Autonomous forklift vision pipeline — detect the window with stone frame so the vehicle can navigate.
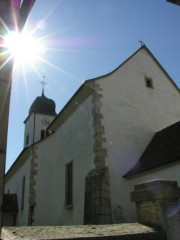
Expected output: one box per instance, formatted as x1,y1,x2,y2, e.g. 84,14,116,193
65,161,73,207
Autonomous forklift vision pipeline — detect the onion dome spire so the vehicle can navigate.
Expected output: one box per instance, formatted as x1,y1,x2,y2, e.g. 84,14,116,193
29,76,57,116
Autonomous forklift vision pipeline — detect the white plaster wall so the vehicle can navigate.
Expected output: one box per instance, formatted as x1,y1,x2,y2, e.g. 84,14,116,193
24,114,34,147
24,113,55,147
4,157,30,225
34,94,95,225
99,48,180,222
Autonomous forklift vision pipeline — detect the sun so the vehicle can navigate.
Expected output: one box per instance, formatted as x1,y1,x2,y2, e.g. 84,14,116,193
4,30,46,66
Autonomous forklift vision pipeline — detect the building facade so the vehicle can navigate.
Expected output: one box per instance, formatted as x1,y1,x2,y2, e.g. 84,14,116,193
167,0,180,6
0,0,20,231
3,45,180,226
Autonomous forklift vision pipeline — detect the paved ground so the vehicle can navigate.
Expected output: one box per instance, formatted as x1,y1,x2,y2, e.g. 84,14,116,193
1,223,162,240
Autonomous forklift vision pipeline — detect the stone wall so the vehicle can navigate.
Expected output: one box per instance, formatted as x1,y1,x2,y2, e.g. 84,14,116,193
131,179,180,240
2,223,166,240
84,168,112,224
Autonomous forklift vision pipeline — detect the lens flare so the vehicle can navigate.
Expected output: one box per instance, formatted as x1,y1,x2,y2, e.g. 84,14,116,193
4,31,46,66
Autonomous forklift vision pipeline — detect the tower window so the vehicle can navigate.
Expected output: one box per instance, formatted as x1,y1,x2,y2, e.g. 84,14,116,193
65,161,73,207
145,77,154,89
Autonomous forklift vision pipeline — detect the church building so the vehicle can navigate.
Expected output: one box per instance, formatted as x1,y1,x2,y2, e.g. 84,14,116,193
3,45,180,226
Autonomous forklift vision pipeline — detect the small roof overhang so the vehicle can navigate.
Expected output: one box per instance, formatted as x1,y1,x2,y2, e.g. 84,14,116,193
167,0,180,6
124,121,180,178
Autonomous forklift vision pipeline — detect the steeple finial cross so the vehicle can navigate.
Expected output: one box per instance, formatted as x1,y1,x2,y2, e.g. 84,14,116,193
40,76,48,95
139,39,145,46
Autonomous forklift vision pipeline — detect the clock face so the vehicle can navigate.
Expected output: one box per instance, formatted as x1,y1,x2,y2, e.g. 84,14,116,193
41,118,50,126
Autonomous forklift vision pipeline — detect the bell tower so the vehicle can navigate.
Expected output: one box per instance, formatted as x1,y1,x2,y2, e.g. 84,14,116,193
24,78,57,148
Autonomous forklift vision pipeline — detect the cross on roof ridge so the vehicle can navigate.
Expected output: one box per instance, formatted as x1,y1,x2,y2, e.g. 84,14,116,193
40,76,48,95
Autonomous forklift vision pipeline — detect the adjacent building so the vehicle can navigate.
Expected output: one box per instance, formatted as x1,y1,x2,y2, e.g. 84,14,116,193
167,0,180,6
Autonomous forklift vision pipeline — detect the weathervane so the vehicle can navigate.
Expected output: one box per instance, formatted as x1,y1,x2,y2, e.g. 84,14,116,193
139,39,145,46
40,76,48,95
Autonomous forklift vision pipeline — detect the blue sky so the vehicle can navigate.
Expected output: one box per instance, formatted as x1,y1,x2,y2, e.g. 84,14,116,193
6,0,180,171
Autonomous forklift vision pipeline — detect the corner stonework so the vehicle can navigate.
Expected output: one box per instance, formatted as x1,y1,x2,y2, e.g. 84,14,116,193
84,82,112,224
92,82,107,169
28,146,38,226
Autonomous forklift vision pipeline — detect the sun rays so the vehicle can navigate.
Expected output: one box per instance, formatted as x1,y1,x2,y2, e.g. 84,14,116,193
3,30,46,66
0,0,89,99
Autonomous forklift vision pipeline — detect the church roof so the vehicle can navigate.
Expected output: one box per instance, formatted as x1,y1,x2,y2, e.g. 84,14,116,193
48,45,180,132
167,0,180,6
29,92,57,116
124,121,180,178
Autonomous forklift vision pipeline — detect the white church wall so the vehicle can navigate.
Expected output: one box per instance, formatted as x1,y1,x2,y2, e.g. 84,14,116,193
34,94,95,225
24,114,34,147
4,155,30,226
98,48,180,222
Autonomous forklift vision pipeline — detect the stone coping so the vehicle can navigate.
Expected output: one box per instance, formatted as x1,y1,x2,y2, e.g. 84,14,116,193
1,223,165,240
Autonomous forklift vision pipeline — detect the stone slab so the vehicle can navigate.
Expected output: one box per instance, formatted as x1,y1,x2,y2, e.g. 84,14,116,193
1,224,166,240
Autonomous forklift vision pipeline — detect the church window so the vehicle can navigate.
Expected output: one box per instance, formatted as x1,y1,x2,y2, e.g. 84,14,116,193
145,77,154,89
65,162,73,207
41,130,45,139
26,134,29,146
21,176,26,211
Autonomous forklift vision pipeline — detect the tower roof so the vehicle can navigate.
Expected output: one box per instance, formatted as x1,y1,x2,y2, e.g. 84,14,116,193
29,92,57,116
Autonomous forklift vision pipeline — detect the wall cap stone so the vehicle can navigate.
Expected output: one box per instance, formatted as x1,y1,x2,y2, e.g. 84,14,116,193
1,224,166,240
134,180,178,191
131,180,180,202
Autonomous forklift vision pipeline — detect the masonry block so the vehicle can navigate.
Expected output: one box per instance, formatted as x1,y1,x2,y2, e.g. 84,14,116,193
84,168,112,225
131,179,180,240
